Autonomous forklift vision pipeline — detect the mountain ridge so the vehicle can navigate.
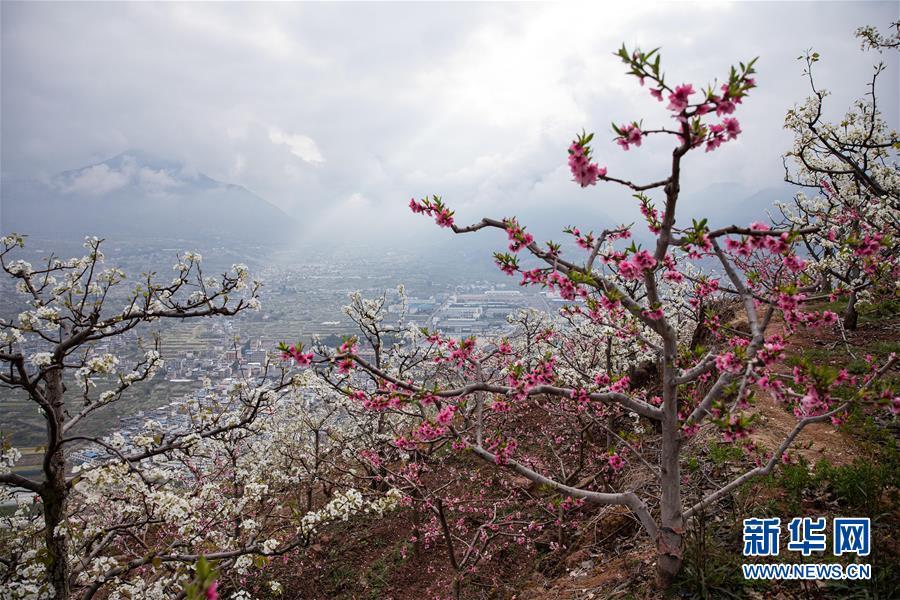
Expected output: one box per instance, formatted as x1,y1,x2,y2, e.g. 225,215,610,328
1,151,298,244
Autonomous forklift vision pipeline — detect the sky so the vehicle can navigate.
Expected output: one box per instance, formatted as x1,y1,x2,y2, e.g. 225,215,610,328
1,1,897,244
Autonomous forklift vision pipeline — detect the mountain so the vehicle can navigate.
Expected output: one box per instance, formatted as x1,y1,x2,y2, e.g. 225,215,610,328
678,181,797,229
0,151,299,243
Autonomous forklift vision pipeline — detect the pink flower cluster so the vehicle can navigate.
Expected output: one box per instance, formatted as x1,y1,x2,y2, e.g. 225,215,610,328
608,453,626,472
639,199,662,234
714,352,744,375
616,123,643,151
506,357,557,401
282,344,313,367
667,83,695,112
571,388,591,410
689,278,720,308
705,117,741,152
486,437,518,465
757,336,786,366
642,306,665,320
446,337,477,367
609,375,631,393
721,414,751,443
520,268,546,287
362,393,404,411
415,420,446,441
504,218,534,252
569,227,595,251
568,141,606,187
436,405,456,425
617,249,658,280
409,196,455,228
547,272,582,300
854,233,883,257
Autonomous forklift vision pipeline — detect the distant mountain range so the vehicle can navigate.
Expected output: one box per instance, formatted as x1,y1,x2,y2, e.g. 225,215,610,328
0,149,797,251
1,150,298,243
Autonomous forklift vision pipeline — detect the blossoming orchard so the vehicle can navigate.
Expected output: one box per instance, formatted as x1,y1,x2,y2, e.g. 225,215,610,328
2,21,898,600
293,38,897,593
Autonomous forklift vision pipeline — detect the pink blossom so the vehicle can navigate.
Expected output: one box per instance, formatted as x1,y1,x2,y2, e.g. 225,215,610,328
777,291,805,312
493,439,518,465
667,83,695,112
394,436,417,450
415,421,446,441
855,234,882,256
642,307,665,320
505,218,535,252
608,454,626,472
435,208,454,228
617,124,643,151
617,260,641,280
570,388,590,408
714,352,743,374
715,98,736,116
282,345,314,367
436,405,456,425
610,376,631,393
568,141,607,187
633,249,658,270
682,423,700,438
206,581,219,600
722,117,741,139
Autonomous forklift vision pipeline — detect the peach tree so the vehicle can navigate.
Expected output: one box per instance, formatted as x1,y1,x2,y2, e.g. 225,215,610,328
284,44,897,588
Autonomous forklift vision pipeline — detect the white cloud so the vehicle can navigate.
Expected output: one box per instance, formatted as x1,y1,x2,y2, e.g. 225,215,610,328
58,164,129,196
268,128,324,165
138,167,180,192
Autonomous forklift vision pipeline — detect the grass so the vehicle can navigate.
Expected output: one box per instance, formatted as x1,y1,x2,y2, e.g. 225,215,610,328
676,414,900,599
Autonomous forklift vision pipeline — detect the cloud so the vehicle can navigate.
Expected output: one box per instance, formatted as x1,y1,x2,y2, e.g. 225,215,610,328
58,164,129,196
137,167,181,193
268,128,324,165
2,1,897,243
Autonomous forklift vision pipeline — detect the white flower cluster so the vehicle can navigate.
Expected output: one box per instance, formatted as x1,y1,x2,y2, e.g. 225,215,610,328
88,353,120,374
33,306,61,331
232,263,250,290
1,446,22,472
29,352,53,368
7,260,33,276
296,487,401,536
0,549,53,599
1,233,25,248
0,327,25,346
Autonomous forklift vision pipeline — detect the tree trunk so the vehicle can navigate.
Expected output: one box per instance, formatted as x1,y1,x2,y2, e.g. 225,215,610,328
657,343,684,587
43,367,70,599
843,290,859,331
44,473,70,600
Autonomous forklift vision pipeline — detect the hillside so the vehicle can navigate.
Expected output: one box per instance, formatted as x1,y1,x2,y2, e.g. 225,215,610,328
245,299,899,600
